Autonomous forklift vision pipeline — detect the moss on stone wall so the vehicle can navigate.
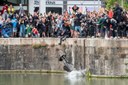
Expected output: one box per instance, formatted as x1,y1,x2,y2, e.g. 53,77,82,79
32,43,48,49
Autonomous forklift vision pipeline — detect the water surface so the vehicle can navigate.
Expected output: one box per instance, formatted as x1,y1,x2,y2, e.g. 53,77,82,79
0,74,128,85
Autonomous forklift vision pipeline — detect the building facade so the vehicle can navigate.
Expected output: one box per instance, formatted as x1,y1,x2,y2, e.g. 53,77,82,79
0,0,28,13
30,0,101,14
0,0,102,14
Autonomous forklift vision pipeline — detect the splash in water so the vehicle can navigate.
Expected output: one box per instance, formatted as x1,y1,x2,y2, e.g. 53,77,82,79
65,69,86,80
59,54,86,79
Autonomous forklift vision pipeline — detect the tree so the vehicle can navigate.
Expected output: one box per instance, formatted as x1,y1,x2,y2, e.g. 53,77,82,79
124,0,128,10
106,0,128,10
106,0,116,9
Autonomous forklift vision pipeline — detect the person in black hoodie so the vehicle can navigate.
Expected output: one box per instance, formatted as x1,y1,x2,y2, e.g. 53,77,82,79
113,2,123,23
74,11,82,37
45,14,52,37
37,17,46,37
103,16,111,38
72,5,79,13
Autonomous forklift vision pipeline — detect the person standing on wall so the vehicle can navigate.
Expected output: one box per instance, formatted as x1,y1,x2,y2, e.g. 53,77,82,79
8,4,15,19
19,17,26,37
19,4,25,18
74,11,82,37
11,15,18,37
2,10,9,21
113,2,123,38
72,5,79,14
2,4,8,15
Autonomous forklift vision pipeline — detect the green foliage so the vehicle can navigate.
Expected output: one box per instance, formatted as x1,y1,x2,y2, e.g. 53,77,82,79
106,0,116,9
124,1,128,10
106,0,128,10
32,44,42,49
86,71,92,78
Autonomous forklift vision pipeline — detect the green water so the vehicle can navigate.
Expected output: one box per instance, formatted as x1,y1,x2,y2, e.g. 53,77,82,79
0,74,128,85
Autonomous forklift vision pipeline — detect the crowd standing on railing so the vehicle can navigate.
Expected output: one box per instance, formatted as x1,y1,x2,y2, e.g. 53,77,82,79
0,3,128,39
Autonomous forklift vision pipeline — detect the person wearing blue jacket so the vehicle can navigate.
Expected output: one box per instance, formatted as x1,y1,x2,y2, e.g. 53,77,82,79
11,15,17,37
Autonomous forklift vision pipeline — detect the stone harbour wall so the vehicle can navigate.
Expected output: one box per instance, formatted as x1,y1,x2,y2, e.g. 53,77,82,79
0,38,128,77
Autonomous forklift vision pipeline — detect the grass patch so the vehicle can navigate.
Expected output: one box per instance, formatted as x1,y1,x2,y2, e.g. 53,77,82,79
86,71,92,78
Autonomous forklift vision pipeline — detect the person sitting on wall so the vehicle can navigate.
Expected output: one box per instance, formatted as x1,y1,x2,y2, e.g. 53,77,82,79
72,5,79,13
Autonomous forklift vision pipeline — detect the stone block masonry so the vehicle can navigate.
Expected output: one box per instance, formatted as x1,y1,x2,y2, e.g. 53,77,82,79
0,38,128,77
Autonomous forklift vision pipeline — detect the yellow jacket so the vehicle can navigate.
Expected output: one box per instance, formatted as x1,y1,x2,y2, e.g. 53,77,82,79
8,7,15,14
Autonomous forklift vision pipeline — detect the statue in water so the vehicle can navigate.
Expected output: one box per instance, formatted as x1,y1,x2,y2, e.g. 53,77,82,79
59,55,74,72
59,54,86,77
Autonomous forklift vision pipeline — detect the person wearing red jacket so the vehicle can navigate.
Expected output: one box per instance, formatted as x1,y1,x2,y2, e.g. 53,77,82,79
2,4,8,14
108,9,113,19
32,27,39,37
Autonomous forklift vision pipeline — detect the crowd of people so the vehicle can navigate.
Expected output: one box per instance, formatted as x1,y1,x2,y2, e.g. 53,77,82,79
0,3,128,39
